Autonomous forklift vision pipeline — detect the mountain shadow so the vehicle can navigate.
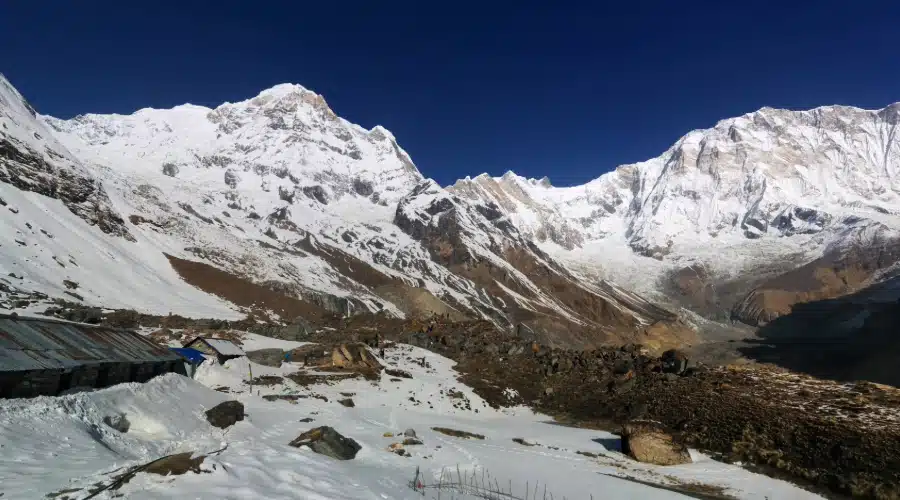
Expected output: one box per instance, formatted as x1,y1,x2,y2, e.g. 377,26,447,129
739,276,900,387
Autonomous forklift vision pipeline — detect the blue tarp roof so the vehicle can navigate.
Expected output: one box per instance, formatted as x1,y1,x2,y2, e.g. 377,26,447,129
169,347,207,365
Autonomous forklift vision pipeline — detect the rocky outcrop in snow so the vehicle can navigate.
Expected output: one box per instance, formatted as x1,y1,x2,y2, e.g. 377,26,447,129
0,74,131,240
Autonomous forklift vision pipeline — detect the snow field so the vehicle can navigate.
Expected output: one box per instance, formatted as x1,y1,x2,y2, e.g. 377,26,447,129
0,342,823,499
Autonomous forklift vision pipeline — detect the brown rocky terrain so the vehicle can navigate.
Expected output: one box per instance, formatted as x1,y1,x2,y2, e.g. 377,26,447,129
732,242,900,326
394,185,692,350
56,301,900,499
297,319,900,499
740,275,900,388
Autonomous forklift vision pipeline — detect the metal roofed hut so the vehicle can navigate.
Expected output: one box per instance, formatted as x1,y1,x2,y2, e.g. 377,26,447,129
183,337,245,364
0,314,186,399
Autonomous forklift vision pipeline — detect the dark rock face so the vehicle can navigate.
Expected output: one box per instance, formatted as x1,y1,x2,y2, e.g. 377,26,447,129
162,162,179,177
741,275,900,388
770,206,832,236
338,398,355,407
289,426,361,460
621,420,691,466
103,414,130,433
384,367,412,379
0,138,133,241
660,349,688,375
441,332,900,498
302,185,329,204
352,178,373,197
246,348,285,367
205,400,245,429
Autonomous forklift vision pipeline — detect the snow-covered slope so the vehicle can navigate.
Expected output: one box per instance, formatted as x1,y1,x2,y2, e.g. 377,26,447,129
0,74,240,318
0,343,821,499
450,105,900,321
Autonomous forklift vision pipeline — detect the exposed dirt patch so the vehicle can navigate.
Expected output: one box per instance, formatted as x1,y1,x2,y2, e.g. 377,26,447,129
599,473,736,500
165,254,326,320
286,371,361,387
249,375,284,386
431,427,485,440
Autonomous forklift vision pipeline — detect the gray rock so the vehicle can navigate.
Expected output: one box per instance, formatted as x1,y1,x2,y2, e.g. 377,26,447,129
338,398,355,408
403,428,417,438
289,426,361,460
246,348,285,367
205,400,245,429
103,413,130,433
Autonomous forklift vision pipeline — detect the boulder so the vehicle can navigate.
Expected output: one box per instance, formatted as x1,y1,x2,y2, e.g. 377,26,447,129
246,348,285,367
144,451,206,476
338,398,355,407
384,367,413,379
403,428,417,438
205,400,245,429
103,413,130,433
289,426,361,460
660,349,688,375
331,343,382,370
621,420,691,466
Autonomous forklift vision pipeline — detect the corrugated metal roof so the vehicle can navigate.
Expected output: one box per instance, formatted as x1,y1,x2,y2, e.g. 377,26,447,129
194,338,245,356
0,314,179,372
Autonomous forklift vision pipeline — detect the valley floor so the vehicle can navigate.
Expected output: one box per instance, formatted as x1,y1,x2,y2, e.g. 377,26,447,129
0,341,821,499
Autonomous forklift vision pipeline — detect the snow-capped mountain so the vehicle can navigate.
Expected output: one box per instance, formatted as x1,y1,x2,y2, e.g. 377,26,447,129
4,70,900,342
450,105,900,324
0,74,688,348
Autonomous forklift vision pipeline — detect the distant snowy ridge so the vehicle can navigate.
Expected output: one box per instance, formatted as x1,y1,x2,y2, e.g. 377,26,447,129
449,104,900,320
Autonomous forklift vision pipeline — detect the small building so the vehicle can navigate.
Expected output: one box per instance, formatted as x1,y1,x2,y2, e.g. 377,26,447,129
0,313,185,399
183,337,245,364
169,347,207,378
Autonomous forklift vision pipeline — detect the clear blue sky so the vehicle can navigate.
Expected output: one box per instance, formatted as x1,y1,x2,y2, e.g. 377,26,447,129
2,1,899,186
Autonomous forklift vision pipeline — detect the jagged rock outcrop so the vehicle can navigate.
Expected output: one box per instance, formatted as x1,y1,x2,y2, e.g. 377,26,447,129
0,75,132,240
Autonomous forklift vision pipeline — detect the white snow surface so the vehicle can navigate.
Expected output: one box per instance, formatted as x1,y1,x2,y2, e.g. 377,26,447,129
199,338,246,356
0,343,821,499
